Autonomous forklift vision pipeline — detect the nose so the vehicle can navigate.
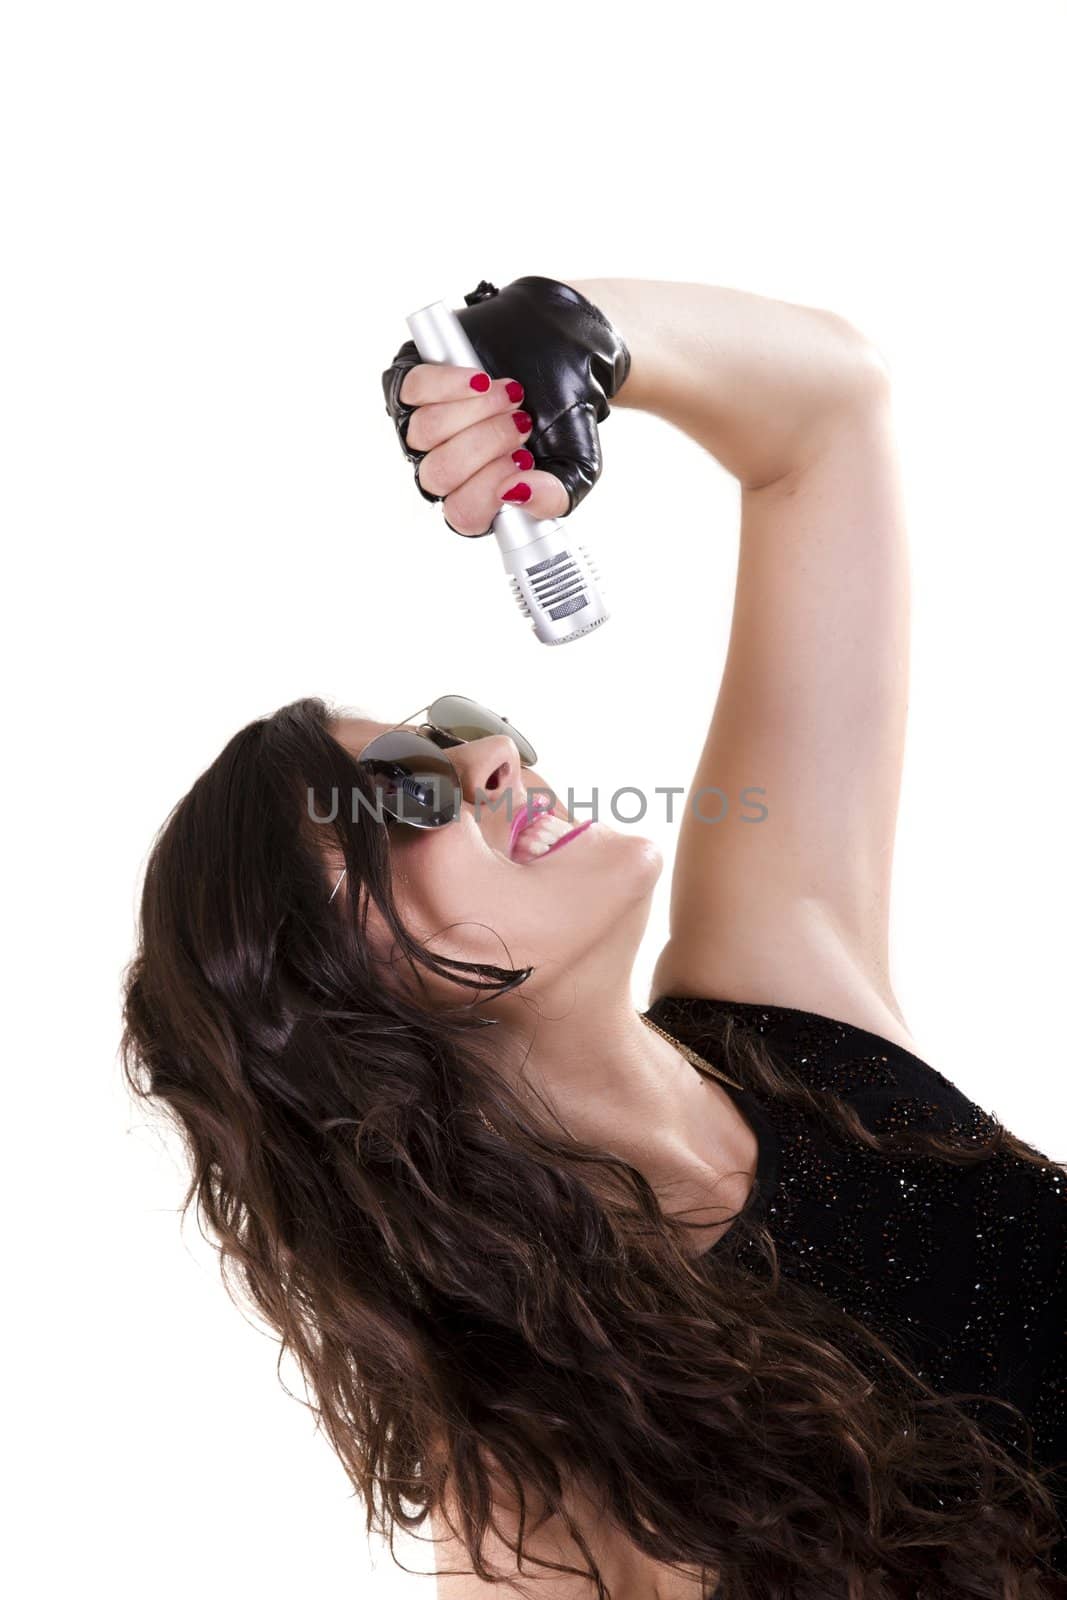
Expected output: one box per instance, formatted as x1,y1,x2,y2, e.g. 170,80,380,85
447,733,529,819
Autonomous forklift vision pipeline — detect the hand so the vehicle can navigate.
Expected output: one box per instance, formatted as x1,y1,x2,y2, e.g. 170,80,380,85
381,276,631,538
388,362,562,537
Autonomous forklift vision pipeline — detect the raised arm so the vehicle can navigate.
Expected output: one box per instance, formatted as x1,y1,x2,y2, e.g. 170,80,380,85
564,279,913,1050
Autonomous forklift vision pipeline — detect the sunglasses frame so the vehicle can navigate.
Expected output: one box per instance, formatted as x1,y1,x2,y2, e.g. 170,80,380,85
354,694,538,831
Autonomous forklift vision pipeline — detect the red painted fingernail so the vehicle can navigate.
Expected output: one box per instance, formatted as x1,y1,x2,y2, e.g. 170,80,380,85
501,482,532,503
512,410,532,433
505,380,524,403
469,372,491,392
511,448,534,470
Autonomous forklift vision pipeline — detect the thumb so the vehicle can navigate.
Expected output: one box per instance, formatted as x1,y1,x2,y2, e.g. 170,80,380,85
527,401,604,516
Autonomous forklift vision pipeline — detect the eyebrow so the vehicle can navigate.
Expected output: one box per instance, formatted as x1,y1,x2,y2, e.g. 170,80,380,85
357,706,430,753
355,720,425,759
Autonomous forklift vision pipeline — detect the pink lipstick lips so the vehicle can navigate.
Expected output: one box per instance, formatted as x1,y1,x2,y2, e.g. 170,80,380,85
507,793,555,858
541,819,593,857
508,796,594,864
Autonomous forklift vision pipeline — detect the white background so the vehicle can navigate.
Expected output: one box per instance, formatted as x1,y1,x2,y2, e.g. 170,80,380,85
4,2,1065,1594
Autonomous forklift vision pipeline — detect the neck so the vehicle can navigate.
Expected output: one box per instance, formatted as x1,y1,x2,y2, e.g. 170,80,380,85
487,978,719,1198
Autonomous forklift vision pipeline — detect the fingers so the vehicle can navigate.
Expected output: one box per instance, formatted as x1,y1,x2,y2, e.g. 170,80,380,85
398,361,515,409
492,465,570,521
415,401,535,498
405,379,526,457
443,464,570,538
394,359,570,533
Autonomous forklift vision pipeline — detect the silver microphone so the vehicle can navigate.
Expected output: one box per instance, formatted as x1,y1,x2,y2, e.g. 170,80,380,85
406,299,610,646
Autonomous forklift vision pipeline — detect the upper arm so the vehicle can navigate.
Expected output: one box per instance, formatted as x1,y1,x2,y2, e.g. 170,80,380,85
651,354,913,1034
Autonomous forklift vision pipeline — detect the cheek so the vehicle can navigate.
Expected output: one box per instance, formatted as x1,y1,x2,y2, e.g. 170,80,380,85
408,856,517,937
386,829,509,935
387,846,539,989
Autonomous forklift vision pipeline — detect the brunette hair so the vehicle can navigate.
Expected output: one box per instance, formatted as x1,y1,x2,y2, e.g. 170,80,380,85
120,695,1065,1597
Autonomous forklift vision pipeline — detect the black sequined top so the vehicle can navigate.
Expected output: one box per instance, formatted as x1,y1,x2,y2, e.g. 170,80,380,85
644,994,1067,1571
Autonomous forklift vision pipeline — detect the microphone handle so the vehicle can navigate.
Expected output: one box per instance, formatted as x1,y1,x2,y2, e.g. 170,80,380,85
405,298,609,645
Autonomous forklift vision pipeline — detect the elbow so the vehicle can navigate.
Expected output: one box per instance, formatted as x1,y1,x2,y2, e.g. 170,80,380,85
815,308,893,399
851,334,893,399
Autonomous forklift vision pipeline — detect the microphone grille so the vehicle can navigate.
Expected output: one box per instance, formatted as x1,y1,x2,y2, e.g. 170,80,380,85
505,540,608,642
525,548,590,622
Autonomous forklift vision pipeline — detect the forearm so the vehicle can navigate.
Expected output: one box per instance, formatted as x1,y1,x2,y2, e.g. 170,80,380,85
563,276,886,489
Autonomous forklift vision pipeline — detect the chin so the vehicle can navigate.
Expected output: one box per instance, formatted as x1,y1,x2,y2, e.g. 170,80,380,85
595,824,663,897
626,826,663,871
521,823,662,914
498,833,663,992
634,835,665,896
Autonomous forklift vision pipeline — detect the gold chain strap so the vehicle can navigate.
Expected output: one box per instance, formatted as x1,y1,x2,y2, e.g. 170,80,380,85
476,1010,743,1135
637,1011,744,1090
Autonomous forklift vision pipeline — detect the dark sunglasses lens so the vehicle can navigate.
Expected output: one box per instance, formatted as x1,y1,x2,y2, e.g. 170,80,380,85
428,695,537,766
357,732,460,827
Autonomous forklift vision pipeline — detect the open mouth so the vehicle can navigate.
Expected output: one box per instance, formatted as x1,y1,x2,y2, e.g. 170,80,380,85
508,803,594,865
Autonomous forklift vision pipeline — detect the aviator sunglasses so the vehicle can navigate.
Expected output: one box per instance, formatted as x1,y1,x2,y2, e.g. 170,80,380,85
329,697,539,901
351,694,538,833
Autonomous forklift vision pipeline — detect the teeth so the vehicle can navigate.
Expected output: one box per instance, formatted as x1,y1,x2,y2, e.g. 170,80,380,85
512,811,576,862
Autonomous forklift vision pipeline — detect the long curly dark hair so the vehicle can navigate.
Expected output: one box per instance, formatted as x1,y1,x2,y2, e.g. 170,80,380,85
120,695,1065,1597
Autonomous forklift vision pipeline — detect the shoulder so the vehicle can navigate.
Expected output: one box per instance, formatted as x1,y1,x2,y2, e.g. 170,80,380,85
644,991,978,1125
650,942,920,1058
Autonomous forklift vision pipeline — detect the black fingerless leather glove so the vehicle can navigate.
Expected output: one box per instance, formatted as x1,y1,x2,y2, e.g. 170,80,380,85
381,275,631,517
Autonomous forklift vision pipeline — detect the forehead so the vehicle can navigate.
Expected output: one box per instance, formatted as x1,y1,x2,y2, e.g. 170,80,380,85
329,714,398,758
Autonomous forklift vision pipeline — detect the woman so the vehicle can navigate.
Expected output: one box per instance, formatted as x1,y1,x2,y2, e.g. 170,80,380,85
121,275,1067,1596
